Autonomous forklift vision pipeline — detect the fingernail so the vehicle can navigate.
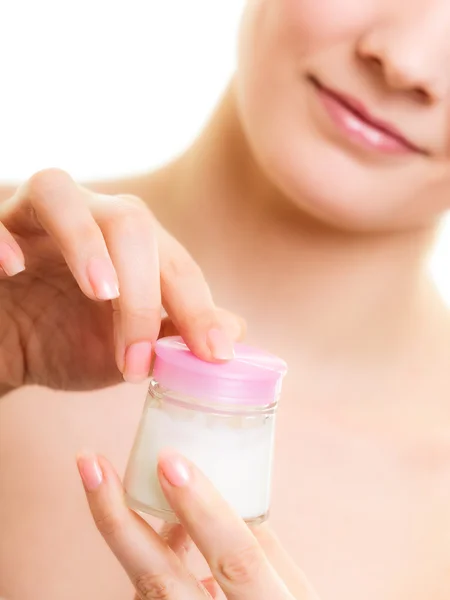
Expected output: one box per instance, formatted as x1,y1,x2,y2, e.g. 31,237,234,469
201,577,218,597
77,454,103,491
159,451,190,487
87,257,120,300
0,242,25,276
124,341,152,383
207,328,235,361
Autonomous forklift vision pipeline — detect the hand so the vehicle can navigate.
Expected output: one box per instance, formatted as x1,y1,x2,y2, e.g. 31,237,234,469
77,452,320,600
0,168,243,393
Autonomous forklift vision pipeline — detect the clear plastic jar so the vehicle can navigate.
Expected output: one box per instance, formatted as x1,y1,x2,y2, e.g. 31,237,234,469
124,336,287,524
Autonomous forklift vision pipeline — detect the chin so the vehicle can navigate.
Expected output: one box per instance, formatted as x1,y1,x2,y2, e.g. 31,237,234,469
255,132,425,232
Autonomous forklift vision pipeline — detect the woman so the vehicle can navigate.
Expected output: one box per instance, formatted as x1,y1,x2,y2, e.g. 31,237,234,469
1,0,450,598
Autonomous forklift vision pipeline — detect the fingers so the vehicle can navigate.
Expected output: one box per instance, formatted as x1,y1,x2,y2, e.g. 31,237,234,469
0,222,25,277
200,578,220,599
14,169,120,302
77,454,206,600
159,523,192,558
1,168,246,382
13,170,160,383
94,194,161,380
97,197,245,376
157,225,243,361
157,451,292,600
159,525,218,597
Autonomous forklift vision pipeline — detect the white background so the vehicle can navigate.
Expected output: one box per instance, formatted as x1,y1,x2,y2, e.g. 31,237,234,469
0,0,449,301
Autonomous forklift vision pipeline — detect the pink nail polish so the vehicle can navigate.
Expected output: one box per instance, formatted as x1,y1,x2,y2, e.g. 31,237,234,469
77,454,103,491
159,451,190,487
207,328,235,361
0,242,25,277
201,577,218,598
87,257,120,300
124,341,152,383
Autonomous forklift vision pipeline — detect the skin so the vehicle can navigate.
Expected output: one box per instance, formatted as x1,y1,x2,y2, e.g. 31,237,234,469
77,451,320,600
2,0,450,598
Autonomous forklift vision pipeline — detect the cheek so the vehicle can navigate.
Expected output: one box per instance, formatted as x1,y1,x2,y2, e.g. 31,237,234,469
276,0,377,51
238,0,378,96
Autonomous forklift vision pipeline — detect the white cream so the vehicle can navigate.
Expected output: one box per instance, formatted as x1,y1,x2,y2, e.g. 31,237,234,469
124,397,276,522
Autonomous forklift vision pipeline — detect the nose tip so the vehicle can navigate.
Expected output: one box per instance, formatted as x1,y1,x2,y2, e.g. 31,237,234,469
357,31,446,104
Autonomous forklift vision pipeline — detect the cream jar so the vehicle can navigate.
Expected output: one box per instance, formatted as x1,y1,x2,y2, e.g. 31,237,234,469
124,336,287,524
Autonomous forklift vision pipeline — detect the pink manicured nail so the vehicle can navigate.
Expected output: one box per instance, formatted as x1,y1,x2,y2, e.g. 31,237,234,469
87,257,120,300
77,454,103,491
201,577,218,598
159,451,190,487
0,242,25,276
207,328,235,361
124,341,152,383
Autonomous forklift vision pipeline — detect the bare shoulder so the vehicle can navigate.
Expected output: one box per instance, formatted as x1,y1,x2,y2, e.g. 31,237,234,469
84,163,176,217
83,171,153,198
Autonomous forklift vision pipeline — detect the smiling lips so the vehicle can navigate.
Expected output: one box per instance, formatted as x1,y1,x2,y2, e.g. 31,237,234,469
310,76,424,156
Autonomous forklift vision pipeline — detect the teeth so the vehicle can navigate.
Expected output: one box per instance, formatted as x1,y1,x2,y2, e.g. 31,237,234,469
345,113,363,132
365,127,384,145
343,111,385,144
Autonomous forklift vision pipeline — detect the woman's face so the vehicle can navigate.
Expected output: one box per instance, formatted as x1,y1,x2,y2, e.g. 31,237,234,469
235,0,450,231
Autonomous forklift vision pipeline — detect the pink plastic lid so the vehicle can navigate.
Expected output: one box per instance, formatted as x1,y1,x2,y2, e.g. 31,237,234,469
152,336,288,406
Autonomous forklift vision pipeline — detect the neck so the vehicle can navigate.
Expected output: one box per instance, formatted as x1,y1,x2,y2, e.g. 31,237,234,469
162,83,444,365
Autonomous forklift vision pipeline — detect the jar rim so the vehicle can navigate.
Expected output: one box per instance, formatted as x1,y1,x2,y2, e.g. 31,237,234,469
148,379,278,415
